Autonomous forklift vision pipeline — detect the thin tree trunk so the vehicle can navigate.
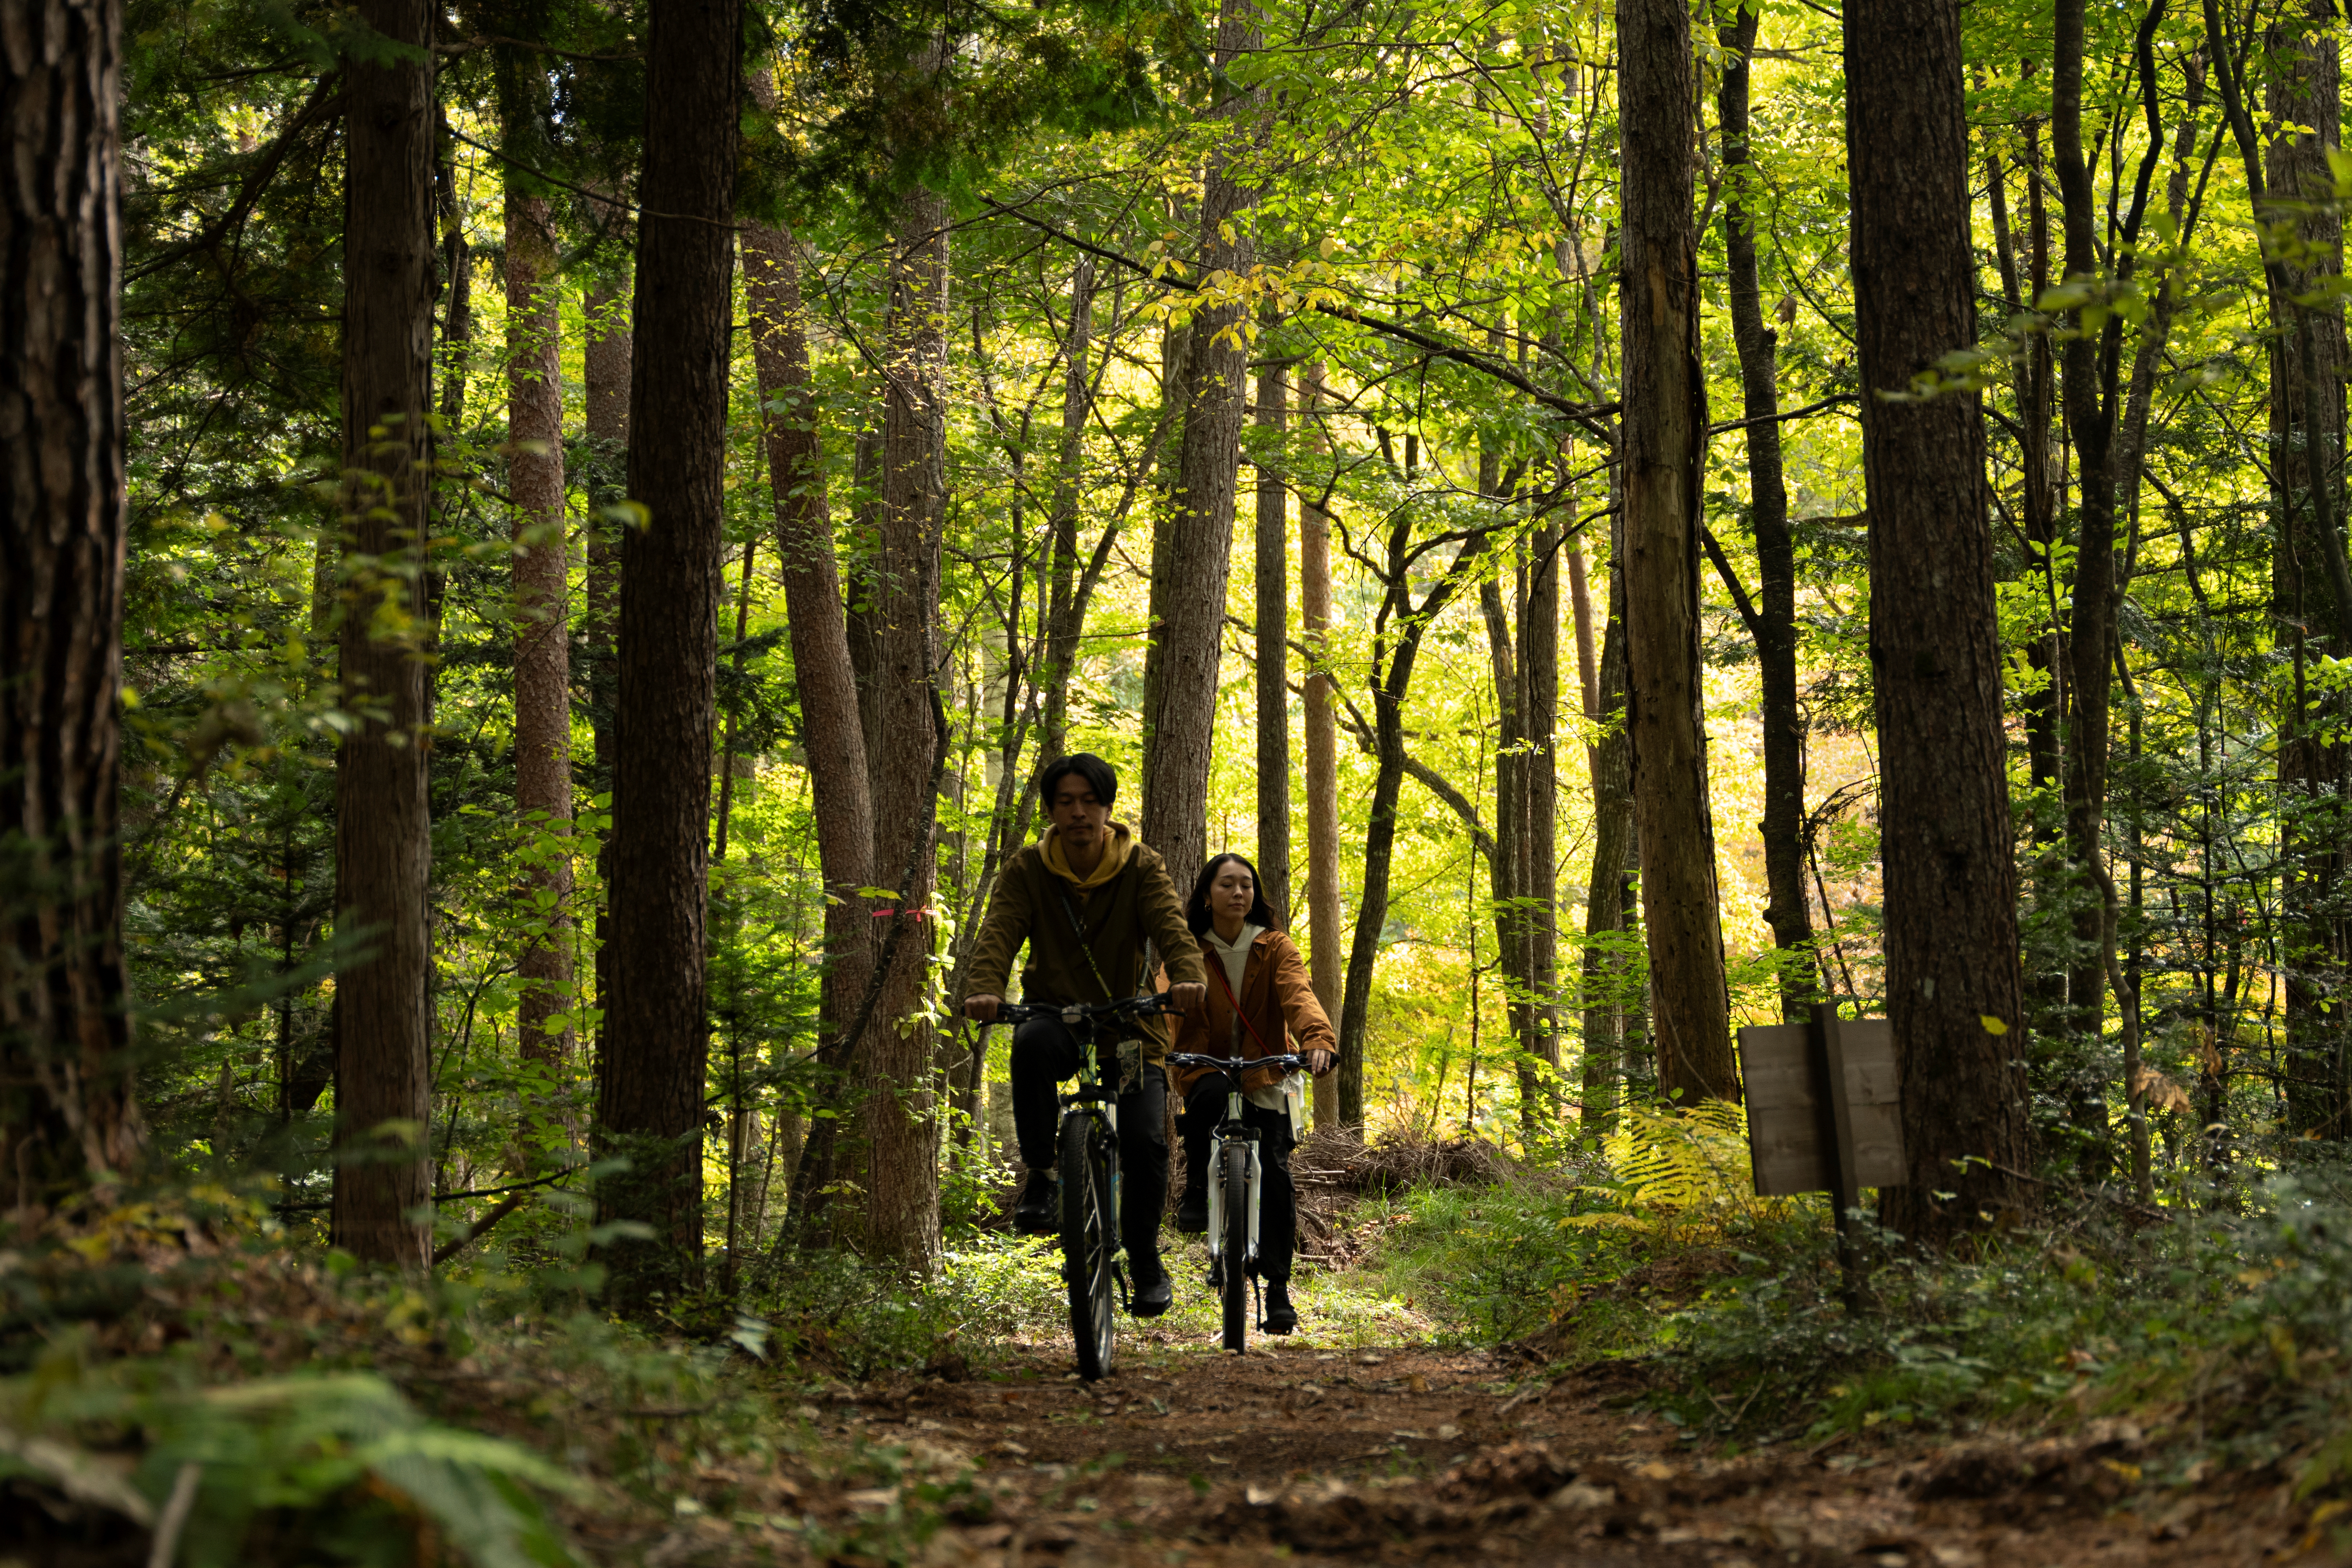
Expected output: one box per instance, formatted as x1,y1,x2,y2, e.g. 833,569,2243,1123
1335,527,1490,1127
505,187,574,1072
581,269,628,1096
1478,564,1528,1128
1847,0,2030,1241
1255,358,1291,923
1718,5,1813,1020
596,0,738,1310
1580,551,1634,1138
1619,0,1734,1105
742,208,877,1239
1040,260,1095,760
1522,532,1561,1112
1298,365,1342,1129
853,183,950,1269
0,0,144,1208
332,0,436,1270
1141,0,1260,882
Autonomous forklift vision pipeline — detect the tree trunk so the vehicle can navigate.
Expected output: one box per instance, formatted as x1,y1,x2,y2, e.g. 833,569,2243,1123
2262,5,2352,1140
1580,555,1634,1137
1619,0,1734,1105
1521,535,1561,1112
596,0,738,1311
1040,260,1095,760
1298,365,1343,1129
1478,565,1533,1131
1255,359,1291,923
1334,525,1489,1128
1846,0,2030,1240
581,269,627,1096
852,185,950,1269
0,0,144,1210
1718,6,1813,1020
743,208,877,1238
330,0,436,1271
1141,0,1260,882
2053,0,2121,1092
505,187,574,1073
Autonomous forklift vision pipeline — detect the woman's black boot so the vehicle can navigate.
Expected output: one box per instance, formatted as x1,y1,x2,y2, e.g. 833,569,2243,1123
1262,1279,1297,1334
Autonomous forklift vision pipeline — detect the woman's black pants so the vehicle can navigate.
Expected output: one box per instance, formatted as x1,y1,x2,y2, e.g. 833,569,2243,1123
1180,1072,1298,1283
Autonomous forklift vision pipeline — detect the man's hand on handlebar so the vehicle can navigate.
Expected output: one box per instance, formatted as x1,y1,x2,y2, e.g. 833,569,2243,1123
963,993,1001,1023
1302,1048,1336,1076
1167,982,1207,1016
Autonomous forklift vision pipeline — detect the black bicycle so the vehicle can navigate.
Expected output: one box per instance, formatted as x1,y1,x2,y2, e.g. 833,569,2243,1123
995,993,1176,1381
1167,1049,1307,1355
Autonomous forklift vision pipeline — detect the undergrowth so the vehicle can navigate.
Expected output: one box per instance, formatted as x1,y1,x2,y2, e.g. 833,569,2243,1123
1371,1101,2352,1502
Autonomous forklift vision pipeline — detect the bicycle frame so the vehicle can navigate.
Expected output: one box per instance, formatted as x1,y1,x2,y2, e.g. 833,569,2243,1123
1169,1051,1306,1282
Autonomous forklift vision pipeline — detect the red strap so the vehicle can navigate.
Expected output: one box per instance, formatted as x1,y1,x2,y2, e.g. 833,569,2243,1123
1207,952,1280,1061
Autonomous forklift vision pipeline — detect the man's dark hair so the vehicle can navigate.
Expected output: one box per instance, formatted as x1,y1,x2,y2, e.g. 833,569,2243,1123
1037,753,1118,809
1186,852,1280,935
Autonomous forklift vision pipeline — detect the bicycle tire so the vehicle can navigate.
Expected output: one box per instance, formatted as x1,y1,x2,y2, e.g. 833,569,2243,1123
1220,1140,1251,1354
1061,1111,1118,1381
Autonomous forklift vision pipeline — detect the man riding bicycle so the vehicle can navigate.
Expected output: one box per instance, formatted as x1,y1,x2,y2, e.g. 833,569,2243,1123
963,754,1208,1317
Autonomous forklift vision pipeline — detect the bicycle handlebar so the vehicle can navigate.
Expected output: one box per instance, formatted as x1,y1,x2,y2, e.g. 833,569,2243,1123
992,993,1180,1027
1166,1051,1310,1076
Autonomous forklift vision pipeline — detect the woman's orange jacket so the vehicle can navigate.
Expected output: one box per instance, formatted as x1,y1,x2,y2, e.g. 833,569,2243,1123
1168,928,1337,1100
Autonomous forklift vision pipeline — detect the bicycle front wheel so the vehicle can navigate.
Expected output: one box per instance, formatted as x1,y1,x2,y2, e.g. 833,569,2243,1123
1220,1141,1251,1354
1061,1110,1118,1381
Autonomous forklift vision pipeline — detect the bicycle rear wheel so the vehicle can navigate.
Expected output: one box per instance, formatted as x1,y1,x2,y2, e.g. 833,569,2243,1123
1061,1111,1118,1381
1220,1141,1250,1354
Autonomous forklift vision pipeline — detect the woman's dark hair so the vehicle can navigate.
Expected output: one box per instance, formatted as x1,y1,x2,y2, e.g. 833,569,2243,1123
1186,852,1280,935
1037,752,1118,809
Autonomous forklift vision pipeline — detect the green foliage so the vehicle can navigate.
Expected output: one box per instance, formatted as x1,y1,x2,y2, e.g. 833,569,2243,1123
1,1342,580,1568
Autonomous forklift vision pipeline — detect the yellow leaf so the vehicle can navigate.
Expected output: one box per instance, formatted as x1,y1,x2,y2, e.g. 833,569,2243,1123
1981,1015,2009,1035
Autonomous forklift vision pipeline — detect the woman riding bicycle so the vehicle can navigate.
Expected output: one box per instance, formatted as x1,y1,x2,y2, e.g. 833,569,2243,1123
1169,852,1337,1334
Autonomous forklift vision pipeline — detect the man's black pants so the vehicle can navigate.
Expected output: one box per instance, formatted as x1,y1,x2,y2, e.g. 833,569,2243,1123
1009,1016,1168,1279
1180,1072,1298,1283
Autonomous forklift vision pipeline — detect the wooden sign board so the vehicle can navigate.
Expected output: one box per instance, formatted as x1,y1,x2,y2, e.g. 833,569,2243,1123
1736,1011,1906,1197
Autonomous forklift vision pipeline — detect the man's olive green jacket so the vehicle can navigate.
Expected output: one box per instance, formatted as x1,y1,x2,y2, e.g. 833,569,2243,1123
965,825,1206,1061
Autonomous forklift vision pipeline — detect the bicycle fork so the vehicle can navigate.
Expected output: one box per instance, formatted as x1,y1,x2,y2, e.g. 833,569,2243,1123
1204,1127,1264,1278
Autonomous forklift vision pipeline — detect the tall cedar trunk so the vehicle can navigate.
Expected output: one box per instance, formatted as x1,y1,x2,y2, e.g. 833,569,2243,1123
1141,0,1259,882
852,184,949,1268
581,272,628,1091
330,0,435,1269
1846,0,2030,1239
505,188,574,1073
742,208,875,1233
2263,6,2352,1139
597,0,738,1310
1041,261,1095,759
1618,0,1734,1104
1255,361,1291,923
1522,533,1560,1099
1299,365,1343,1128
0,0,143,1207
1580,558,1634,1136
1718,6,1813,1019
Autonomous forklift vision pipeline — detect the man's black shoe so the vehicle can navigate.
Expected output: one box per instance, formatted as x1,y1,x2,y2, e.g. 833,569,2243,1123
1174,1190,1208,1234
1262,1280,1298,1334
1013,1170,1057,1234
1131,1258,1173,1317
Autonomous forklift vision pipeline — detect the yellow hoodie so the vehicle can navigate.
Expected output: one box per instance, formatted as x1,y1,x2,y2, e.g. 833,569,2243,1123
1037,821,1134,892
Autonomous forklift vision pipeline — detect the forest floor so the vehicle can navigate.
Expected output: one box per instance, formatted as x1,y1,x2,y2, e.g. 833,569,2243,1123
599,1211,2345,1568
622,1317,2341,1566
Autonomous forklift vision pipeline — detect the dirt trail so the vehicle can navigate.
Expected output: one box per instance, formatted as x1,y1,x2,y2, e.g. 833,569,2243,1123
783,1336,2322,1566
